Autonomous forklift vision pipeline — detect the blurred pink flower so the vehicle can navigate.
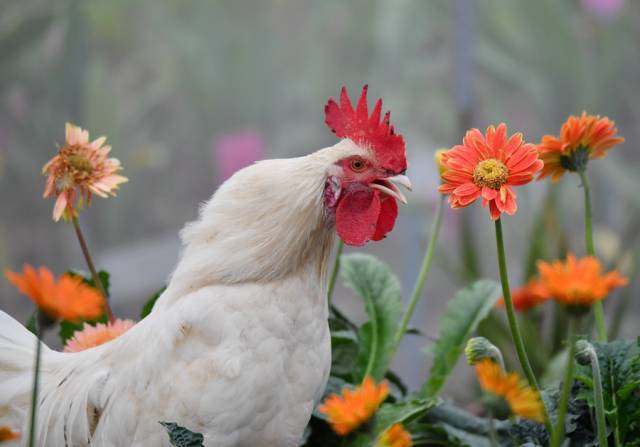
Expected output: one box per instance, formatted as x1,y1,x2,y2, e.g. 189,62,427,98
213,130,265,181
582,0,624,18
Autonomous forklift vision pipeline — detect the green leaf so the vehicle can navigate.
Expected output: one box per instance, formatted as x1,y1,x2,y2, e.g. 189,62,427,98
575,339,640,444
420,280,501,397
159,422,204,447
140,286,166,319
67,269,111,297
59,320,84,344
340,253,403,382
374,398,440,434
330,330,359,378
25,312,38,335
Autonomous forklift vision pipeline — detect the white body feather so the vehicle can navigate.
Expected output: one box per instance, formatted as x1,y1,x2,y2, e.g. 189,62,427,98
0,141,366,446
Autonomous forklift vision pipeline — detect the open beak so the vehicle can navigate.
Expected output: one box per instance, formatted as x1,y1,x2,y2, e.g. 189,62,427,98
369,174,412,204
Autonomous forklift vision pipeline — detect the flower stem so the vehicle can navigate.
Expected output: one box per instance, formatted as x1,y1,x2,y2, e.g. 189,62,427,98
327,240,344,305
392,195,445,348
72,216,114,322
579,170,607,342
551,317,578,447
582,341,608,447
494,219,553,436
28,316,42,447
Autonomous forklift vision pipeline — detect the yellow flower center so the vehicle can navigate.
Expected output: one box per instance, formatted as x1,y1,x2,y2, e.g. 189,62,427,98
473,159,508,189
67,153,94,174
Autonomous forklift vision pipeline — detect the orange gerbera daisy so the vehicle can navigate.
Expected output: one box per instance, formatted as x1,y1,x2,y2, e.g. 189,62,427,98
376,424,412,447
537,254,628,309
475,358,544,422
43,123,128,221
439,123,543,220
0,426,20,442
64,319,136,352
5,265,105,323
496,279,550,312
318,377,389,436
537,112,624,181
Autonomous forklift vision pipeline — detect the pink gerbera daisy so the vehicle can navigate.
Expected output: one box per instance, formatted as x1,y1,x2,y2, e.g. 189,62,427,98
42,123,128,221
64,319,135,352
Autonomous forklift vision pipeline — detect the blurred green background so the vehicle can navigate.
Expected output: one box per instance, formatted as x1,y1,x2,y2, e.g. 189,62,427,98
1,0,638,396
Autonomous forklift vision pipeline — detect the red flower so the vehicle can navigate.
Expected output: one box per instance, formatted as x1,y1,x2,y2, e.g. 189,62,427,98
496,279,550,312
439,124,543,220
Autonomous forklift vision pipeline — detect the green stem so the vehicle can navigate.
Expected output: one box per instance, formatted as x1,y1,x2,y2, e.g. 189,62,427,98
551,317,578,447
579,170,607,342
392,196,445,348
28,316,42,447
488,411,499,447
327,240,344,305
71,216,114,322
494,219,553,436
586,343,608,447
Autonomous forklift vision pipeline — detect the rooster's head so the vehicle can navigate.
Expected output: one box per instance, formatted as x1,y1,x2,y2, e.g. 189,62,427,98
323,85,410,247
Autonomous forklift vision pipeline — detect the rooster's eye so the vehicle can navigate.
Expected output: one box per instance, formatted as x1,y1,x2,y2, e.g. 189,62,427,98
350,159,366,172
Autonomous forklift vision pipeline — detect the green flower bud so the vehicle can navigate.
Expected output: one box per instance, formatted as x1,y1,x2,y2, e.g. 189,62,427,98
465,337,505,369
575,339,594,366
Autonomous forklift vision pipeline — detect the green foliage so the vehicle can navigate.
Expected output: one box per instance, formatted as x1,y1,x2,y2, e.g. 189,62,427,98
340,253,403,382
140,286,167,319
420,280,501,397
374,398,439,434
25,311,38,335
159,422,204,447
58,270,111,343
575,339,640,445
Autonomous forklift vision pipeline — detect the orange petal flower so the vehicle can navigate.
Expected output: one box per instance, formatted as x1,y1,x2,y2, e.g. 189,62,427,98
475,358,544,422
537,254,628,308
318,377,389,436
0,426,20,442
64,319,135,352
537,112,624,181
377,424,412,447
496,279,550,312
5,265,105,323
438,123,543,220
42,123,128,221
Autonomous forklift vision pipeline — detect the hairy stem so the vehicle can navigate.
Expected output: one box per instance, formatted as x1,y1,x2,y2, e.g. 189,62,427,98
72,216,114,322
327,240,344,305
494,219,553,436
28,317,42,447
392,195,444,348
551,317,578,447
579,171,606,342
585,342,608,447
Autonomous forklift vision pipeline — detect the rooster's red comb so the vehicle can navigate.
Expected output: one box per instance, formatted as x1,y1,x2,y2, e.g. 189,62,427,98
325,85,406,173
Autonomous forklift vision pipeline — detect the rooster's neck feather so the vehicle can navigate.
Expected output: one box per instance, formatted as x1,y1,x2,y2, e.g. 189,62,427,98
158,141,364,306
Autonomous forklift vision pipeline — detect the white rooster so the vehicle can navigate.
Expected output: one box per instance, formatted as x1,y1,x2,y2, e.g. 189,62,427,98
0,86,410,446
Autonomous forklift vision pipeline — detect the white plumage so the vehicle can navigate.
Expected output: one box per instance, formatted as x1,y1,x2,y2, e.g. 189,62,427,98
0,141,369,446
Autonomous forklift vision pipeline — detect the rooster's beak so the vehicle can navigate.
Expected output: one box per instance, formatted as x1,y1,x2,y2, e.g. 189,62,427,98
369,175,412,204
